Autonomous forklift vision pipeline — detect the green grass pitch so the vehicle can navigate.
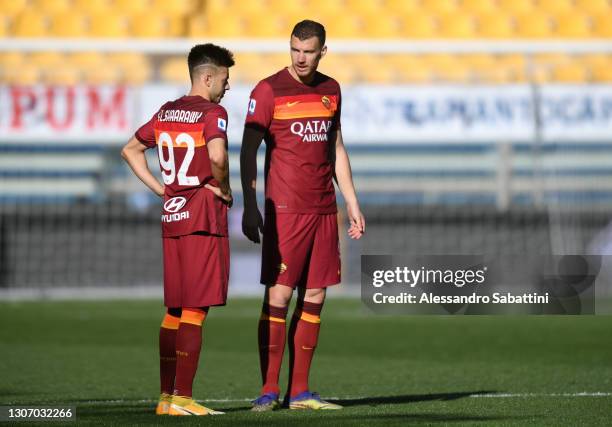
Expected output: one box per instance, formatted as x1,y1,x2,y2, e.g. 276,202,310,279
1,298,611,426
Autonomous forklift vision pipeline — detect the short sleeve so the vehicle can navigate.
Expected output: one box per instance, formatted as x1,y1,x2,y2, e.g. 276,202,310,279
244,80,274,129
134,111,158,148
333,85,342,131
203,105,228,142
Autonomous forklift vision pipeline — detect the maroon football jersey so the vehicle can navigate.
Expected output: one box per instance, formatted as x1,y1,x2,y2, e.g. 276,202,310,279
135,95,229,237
245,68,341,215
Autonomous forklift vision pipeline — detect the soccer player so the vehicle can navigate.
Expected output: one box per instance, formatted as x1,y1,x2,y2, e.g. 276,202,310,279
240,20,365,411
121,43,234,416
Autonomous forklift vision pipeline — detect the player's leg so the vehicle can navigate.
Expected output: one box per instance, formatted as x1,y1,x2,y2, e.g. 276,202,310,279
169,307,223,415
156,307,181,415
253,213,311,411
168,233,228,416
288,213,342,410
252,284,293,411
157,237,182,415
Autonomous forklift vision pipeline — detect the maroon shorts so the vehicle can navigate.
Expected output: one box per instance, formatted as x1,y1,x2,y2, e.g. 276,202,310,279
261,213,341,289
162,232,229,308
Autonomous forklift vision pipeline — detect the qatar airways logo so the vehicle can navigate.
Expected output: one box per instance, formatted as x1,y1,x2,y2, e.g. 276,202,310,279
290,119,333,142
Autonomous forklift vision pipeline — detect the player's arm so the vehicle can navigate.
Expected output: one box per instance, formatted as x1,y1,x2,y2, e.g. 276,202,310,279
333,129,365,239
121,136,164,197
206,137,232,206
240,125,265,243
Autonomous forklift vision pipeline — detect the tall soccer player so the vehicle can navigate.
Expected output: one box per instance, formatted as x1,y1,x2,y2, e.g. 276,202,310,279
241,20,365,411
121,44,234,416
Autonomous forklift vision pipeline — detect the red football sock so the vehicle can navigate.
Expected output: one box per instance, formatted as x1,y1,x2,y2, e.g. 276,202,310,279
258,303,288,396
173,308,207,398
159,310,180,395
288,301,323,398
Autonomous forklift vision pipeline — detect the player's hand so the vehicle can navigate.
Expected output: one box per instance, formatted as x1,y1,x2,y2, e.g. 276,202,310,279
205,184,233,208
242,205,264,244
346,201,365,240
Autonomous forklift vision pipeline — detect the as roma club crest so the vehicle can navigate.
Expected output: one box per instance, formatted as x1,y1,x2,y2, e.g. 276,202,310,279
321,96,331,110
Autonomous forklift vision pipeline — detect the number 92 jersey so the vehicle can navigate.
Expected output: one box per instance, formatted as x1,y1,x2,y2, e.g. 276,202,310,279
135,95,229,238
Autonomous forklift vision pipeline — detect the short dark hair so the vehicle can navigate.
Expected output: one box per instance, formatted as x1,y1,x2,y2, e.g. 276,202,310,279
291,20,326,47
187,43,235,82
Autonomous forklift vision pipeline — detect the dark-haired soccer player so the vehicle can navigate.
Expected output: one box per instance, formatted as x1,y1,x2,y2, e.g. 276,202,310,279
122,43,234,416
241,20,365,411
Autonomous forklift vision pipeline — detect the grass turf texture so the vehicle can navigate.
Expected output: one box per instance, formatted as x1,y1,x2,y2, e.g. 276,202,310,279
1,298,611,426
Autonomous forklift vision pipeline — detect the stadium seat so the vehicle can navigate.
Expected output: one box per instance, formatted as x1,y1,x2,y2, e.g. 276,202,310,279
385,0,422,15
70,52,106,69
108,53,152,85
0,0,27,15
463,53,499,81
318,54,359,84
112,0,150,14
423,0,459,14
575,0,612,14
400,14,438,38
244,13,287,37
0,16,8,37
304,0,345,18
205,12,245,37
351,54,396,83
160,57,189,83
476,13,515,38
497,0,534,14
552,62,589,82
89,13,129,37
4,63,40,85
497,54,527,81
73,0,110,13
0,52,24,83
592,14,612,37
325,14,363,38
13,11,48,37
590,62,612,81
268,0,307,16
44,63,81,85
83,63,121,84
515,12,554,38
131,12,170,38
31,0,71,13
30,51,66,68
438,12,476,38
152,0,196,16
187,14,208,37
391,55,433,83
349,0,385,15
555,13,593,38
50,12,88,37
537,0,574,14
362,14,402,38
461,0,498,14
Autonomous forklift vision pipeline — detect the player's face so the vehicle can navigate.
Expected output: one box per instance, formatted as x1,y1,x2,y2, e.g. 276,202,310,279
210,67,230,103
290,36,326,80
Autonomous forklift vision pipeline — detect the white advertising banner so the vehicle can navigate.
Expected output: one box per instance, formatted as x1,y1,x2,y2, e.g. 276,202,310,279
2,84,612,144
0,86,136,143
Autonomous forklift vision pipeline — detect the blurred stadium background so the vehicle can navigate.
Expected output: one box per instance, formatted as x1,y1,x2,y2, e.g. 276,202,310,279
1,0,612,299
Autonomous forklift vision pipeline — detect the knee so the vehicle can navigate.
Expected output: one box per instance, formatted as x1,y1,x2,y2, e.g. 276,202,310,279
266,285,292,308
303,288,326,305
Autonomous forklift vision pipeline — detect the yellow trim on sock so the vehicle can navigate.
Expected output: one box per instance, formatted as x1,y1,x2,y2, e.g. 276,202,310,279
161,313,180,330
180,309,206,326
260,313,286,323
300,312,321,324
